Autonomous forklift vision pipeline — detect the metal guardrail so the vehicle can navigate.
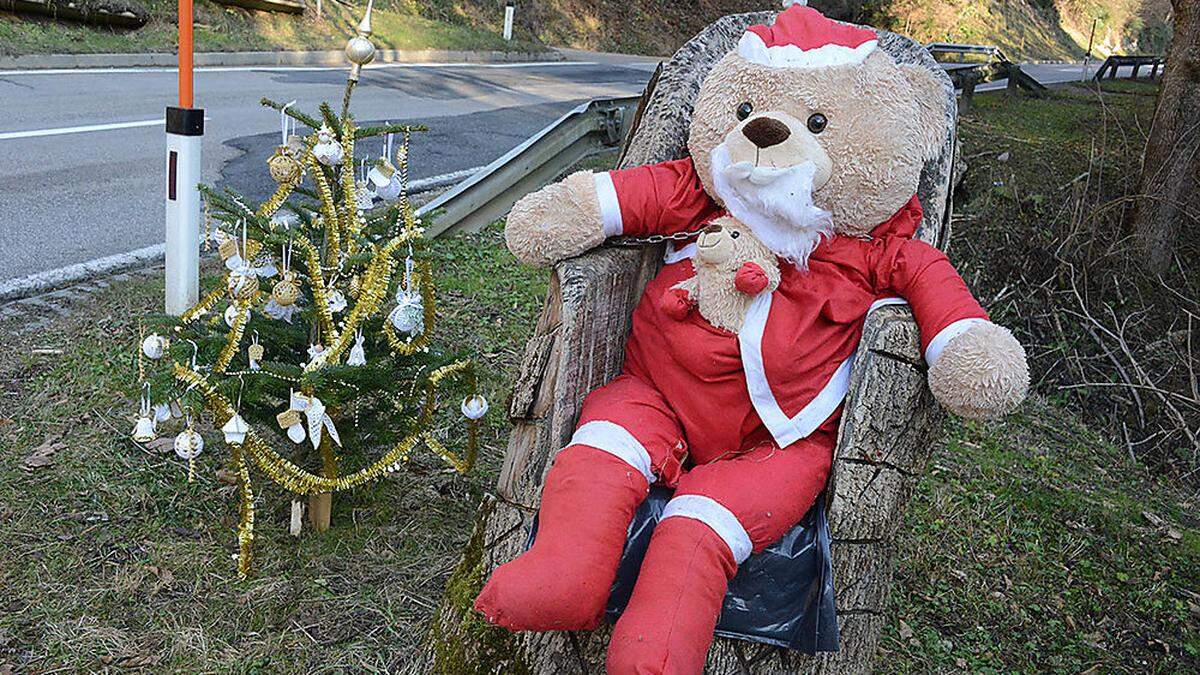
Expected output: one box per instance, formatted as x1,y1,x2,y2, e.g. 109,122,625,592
927,42,1047,111
418,95,641,237
1092,55,1164,82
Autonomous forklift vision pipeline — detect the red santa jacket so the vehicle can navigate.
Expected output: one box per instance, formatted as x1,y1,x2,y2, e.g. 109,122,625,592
597,158,989,462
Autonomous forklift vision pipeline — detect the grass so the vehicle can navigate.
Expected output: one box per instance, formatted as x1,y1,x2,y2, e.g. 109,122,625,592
0,225,547,671
0,1,539,56
0,87,1196,672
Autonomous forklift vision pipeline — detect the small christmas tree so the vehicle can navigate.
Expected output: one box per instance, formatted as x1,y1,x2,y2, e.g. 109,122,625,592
131,3,486,576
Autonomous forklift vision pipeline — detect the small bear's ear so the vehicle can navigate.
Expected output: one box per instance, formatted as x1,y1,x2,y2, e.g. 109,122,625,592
900,63,949,161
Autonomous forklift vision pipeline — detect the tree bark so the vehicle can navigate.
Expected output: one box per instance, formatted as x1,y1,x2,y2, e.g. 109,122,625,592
1133,0,1200,273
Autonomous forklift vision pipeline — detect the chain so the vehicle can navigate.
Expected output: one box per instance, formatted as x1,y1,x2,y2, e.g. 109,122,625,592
605,226,709,247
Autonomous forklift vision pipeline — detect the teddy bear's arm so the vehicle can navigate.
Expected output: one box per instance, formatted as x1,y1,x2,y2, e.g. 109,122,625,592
505,158,720,267
882,239,1029,420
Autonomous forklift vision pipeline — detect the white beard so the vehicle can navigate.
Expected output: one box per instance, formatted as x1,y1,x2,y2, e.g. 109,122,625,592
710,143,833,269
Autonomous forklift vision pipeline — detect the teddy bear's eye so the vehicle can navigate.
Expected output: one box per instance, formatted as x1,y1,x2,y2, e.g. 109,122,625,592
807,113,828,134
735,102,754,121
730,230,741,239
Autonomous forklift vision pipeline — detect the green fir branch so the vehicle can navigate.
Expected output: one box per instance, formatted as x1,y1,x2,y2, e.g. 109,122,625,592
260,97,323,130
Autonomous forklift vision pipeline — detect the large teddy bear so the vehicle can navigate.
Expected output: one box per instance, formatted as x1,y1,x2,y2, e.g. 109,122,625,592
475,5,1029,673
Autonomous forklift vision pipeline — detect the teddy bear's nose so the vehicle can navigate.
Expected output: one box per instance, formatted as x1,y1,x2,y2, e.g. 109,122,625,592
742,117,791,149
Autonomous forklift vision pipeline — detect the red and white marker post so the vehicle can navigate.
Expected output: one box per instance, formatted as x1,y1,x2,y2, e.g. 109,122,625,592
164,0,203,315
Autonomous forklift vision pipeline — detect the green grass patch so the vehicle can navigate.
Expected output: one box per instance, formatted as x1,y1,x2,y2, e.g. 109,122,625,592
0,1,539,56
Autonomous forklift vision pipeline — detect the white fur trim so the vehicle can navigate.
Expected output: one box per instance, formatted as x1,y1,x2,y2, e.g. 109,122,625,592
569,420,654,483
664,242,696,264
737,32,876,69
739,292,855,447
593,172,623,238
661,495,753,563
868,296,908,314
924,317,988,366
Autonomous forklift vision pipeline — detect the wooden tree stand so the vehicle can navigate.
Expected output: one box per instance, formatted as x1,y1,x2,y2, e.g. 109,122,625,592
308,435,338,532
425,12,959,674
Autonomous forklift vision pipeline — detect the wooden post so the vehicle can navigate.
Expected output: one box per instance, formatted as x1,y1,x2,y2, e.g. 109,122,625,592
308,434,337,532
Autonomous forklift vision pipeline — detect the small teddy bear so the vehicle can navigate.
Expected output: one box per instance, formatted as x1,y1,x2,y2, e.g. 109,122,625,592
660,217,780,333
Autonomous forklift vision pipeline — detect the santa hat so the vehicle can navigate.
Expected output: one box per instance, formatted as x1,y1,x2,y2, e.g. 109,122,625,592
737,2,878,69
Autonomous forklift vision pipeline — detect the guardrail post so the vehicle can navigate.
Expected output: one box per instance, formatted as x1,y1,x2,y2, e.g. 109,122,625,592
165,0,201,315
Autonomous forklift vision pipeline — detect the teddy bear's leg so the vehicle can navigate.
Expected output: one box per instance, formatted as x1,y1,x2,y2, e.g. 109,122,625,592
475,375,687,632
606,421,837,674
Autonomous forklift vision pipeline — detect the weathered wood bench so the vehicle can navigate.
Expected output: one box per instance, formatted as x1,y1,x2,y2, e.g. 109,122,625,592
425,11,958,674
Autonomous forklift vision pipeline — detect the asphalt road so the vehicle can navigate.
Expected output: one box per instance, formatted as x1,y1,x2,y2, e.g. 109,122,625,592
0,58,655,286
0,56,1141,289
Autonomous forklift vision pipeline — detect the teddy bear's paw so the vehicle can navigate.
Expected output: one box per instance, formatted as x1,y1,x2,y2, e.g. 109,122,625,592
504,170,606,267
928,321,1030,420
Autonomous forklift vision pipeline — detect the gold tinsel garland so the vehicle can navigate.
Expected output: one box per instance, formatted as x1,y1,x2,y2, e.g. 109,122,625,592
172,359,478,574
215,297,253,373
308,155,342,262
290,234,338,341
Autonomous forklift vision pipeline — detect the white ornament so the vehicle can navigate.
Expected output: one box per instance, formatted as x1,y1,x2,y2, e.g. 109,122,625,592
224,304,242,328
461,395,489,420
153,402,173,424
141,334,168,360
327,289,347,314
174,429,205,459
313,126,344,166
287,422,307,444
263,297,298,323
221,414,250,445
347,332,367,366
306,343,326,367
302,396,342,450
355,180,376,210
390,290,424,335
132,386,157,442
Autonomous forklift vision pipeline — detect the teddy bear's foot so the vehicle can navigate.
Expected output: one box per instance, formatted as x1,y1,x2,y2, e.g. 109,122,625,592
607,517,737,674
474,445,650,631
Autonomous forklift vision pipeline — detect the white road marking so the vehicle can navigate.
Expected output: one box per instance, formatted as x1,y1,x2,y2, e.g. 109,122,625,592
0,60,596,77
0,118,163,141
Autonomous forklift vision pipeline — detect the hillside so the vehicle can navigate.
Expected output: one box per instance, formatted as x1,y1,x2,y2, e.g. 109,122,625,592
1,0,1173,60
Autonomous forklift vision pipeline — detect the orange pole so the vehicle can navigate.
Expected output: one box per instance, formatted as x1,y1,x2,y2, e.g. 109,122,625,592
178,0,194,108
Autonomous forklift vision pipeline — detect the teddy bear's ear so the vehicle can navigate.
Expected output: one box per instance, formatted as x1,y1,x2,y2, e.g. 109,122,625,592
900,63,949,162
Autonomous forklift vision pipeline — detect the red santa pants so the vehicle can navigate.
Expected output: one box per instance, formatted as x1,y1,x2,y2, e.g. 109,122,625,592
577,373,836,559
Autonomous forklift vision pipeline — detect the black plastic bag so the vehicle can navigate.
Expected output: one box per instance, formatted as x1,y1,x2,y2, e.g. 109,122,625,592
527,486,839,653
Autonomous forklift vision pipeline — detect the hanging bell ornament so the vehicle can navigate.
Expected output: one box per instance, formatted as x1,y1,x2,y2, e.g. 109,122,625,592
354,180,375,211
312,126,344,167
221,414,250,445
248,343,265,364
174,428,205,460
141,333,169,360
268,146,303,183
272,271,300,307
369,158,403,201
132,415,157,443
461,395,489,420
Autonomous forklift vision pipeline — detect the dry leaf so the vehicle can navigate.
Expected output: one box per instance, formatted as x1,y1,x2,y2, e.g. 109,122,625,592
23,436,65,470
216,469,239,485
145,438,175,454
1142,510,1164,527
898,619,914,640
1166,528,1182,543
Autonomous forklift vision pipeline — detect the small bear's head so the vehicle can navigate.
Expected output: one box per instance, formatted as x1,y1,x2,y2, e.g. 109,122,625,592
694,218,775,276
685,5,948,251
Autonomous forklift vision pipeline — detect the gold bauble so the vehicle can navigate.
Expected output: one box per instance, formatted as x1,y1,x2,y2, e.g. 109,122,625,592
218,238,238,260
268,147,302,184
272,272,300,307
348,274,361,299
248,343,265,362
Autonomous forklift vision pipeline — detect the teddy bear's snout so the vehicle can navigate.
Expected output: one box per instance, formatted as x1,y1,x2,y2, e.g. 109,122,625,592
742,117,791,149
696,227,734,265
